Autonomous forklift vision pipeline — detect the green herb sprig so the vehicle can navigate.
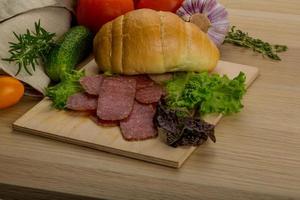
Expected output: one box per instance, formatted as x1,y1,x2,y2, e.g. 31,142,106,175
2,20,56,75
224,26,287,61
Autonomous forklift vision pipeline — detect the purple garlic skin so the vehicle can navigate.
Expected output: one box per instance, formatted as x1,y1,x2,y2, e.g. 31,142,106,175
177,0,230,47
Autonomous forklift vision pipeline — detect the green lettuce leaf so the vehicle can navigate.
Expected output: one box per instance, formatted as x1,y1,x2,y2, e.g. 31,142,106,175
165,72,246,116
46,70,84,109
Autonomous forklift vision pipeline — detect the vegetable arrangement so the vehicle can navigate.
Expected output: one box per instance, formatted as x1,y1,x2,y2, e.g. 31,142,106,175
152,71,246,147
3,22,92,78
1,0,287,147
2,21,92,109
44,25,92,108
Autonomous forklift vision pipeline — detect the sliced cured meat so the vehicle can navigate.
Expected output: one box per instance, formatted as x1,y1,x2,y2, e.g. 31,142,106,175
120,101,157,141
97,119,119,127
132,75,154,90
97,77,136,120
135,84,164,104
90,114,119,127
66,93,97,111
80,75,104,95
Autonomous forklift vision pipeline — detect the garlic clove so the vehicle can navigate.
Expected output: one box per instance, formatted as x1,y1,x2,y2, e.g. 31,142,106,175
176,0,230,47
190,13,211,33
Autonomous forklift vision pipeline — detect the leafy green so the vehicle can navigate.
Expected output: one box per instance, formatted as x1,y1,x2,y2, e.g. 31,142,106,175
224,26,287,61
46,70,84,109
154,101,216,147
165,72,246,116
164,72,194,110
2,20,56,75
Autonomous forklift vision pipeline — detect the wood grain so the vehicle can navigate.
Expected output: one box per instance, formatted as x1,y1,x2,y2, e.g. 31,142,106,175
12,60,258,168
0,1,300,199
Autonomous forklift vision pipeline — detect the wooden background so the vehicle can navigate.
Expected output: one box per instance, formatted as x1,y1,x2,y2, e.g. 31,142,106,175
0,0,300,199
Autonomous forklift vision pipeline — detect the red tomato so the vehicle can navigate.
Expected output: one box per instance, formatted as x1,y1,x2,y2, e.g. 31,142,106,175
136,0,184,12
0,76,24,109
76,0,135,33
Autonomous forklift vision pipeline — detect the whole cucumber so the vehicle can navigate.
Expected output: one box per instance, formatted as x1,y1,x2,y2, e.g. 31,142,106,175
45,26,93,82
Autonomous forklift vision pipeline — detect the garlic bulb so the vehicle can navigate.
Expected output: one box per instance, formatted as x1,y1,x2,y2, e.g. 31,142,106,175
177,0,229,46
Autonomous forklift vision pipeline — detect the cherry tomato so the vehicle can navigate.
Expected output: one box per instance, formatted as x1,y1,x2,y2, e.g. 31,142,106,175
136,0,184,13
76,0,135,33
0,76,24,109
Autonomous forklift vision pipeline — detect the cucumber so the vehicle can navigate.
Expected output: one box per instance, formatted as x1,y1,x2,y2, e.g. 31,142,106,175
45,26,93,82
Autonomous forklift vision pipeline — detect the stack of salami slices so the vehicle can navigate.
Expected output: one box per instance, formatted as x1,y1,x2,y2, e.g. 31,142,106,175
66,74,165,141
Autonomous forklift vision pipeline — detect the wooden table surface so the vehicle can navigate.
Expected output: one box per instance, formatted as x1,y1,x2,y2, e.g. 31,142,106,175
1,1,300,199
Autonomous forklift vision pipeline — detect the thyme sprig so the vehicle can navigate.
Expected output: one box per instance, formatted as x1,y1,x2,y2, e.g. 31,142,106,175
224,26,287,61
2,20,56,75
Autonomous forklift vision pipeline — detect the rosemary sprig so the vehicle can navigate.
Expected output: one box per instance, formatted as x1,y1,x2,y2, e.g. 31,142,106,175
224,26,287,61
2,20,56,75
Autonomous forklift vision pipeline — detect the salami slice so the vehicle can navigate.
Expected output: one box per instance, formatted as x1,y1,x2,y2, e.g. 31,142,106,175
132,75,154,90
97,77,136,120
80,75,104,95
135,84,164,104
90,114,119,127
66,93,97,111
120,101,157,141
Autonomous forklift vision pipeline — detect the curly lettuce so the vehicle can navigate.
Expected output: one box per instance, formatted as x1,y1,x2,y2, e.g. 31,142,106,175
165,72,246,116
46,70,84,109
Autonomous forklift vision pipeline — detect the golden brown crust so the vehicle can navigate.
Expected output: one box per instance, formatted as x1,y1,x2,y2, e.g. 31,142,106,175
94,22,112,73
111,15,123,73
94,9,220,75
122,9,164,74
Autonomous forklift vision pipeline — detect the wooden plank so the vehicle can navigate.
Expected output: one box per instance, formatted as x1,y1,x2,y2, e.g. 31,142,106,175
12,60,259,168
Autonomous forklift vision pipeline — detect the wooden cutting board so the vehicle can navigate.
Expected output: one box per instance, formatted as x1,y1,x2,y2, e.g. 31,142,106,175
13,60,259,168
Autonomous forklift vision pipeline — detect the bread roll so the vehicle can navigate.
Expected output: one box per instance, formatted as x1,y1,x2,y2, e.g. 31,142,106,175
94,9,219,75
